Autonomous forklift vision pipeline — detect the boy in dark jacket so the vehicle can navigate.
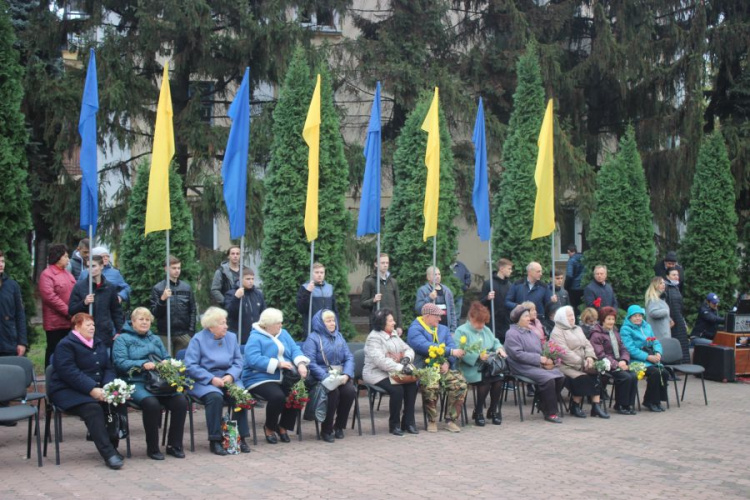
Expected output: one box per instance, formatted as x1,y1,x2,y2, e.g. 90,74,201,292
224,267,266,344
150,255,197,355
297,262,337,335
68,255,123,346
0,250,27,358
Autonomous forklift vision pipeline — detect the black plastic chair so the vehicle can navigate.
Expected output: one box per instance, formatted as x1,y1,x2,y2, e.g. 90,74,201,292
0,357,46,417
352,349,380,434
660,337,708,406
0,365,42,467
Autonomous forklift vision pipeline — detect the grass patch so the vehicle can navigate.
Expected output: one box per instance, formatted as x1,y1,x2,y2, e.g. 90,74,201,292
27,326,47,376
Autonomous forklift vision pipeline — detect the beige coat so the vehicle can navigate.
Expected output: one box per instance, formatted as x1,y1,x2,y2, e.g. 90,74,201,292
363,330,415,385
550,325,597,379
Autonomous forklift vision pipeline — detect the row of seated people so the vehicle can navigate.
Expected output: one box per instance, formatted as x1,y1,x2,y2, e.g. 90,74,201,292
46,299,674,470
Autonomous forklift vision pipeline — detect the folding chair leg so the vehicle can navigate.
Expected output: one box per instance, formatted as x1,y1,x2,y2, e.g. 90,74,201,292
43,407,51,458
518,384,525,422
700,375,708,405
188,404,195,452
296,411,302,441
680,375,688,402
27,415,33,459
354,396,362,436
33,412,43,467
368,391,377,435
162,410,170,446
54,410,61,465
672,376,680,408
250,407,258,446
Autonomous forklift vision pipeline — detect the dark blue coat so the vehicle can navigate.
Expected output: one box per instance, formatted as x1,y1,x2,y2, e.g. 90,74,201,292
296,281,337,335
565,253,584,291
506,280,554,320
0,273,27,354
48,332,115,410
583,280,619,310
302,310,355,382
224,286,266,344
691,303,723,340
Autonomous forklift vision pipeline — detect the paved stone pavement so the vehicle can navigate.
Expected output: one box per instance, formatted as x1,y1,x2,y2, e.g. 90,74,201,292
2,378,750,499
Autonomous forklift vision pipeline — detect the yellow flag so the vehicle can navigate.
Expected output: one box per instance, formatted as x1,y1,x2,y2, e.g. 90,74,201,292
145,64,175,235
421,88,440,241
303,74,321,242
531,99,555,240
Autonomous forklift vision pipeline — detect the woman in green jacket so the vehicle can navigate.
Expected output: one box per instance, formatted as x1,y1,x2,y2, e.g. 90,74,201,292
453,302,507,426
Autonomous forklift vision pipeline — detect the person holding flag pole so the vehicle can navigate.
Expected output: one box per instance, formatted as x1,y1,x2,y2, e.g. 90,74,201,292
422,88,441,295
78,48,98,315
531,99,556,287
144,63,176,356
221,67,251,342
302,74,321,336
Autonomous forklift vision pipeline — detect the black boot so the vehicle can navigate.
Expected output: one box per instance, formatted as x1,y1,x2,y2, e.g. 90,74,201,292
570,401,587,418
591,402,610,419
473,409,486,427
487,408,502,425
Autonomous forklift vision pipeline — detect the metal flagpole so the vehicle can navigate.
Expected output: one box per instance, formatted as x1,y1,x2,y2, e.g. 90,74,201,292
166,229,172,356
307,240,315,336
431,236,437,301
238,237,245,342
88,225,94,315
376,233,381,311
550,231,555,296
488,233,495,337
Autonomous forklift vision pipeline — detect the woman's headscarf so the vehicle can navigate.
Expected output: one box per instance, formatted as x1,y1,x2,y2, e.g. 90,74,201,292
553,305,576,330
311,309,339,337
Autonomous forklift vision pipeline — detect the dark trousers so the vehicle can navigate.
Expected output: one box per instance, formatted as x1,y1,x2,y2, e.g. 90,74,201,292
251,383,298,433
569,289,583,314
139,394,187,452
612,369,638,407
201,391,250,441
376,378,418,430
322,381,356,434
67,402,122,460
45,329,69,368
537,377,565,417
643,366,669,405
475,379,504,415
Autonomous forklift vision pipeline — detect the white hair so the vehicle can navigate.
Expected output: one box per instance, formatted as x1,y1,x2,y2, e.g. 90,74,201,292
201,306,228,329
258,308,283,328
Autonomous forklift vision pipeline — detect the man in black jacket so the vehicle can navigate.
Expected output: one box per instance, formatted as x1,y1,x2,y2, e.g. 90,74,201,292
224,267,266,344
480,258,513,342
0,250,27,357
691,292,723,346
151,255,197,354
68,255,123,346
583,265,619,311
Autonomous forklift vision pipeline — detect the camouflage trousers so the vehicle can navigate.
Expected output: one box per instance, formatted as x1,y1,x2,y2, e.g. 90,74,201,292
421,369,468,422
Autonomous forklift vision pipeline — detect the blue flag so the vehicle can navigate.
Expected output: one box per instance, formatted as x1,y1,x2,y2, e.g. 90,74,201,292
472,97,491,241
222,68,251,239
78,49,99,235
357,82,382,237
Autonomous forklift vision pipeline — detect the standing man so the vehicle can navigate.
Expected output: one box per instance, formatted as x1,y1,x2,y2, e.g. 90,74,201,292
210,245,242,305
296,262,337,335
654,251,684,294
451,253,471,320
67,238,90,280
78,246,131,303
480,258,513,342
547,270,570,320
415,266,458,333
505,262,557,321
0,251,27,358
360,253,402,333
224,268,266,344
150,255,197,354
69,255,123,347
565,244,584,311
583,265,619,311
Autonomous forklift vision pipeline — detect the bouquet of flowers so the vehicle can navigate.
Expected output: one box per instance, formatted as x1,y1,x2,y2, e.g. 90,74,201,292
629,361,647,380
411,365,441,388
593,358,611,374
224,382,256,412
424,343,447,368
284,379,309,410
102,378,135,406
458,335,484,355
155,359,195,393
541,340,566,365
642,337,658,356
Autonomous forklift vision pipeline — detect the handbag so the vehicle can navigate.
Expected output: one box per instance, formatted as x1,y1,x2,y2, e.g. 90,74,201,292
105,405,128,441
280,365,301,393
389,372,418,385
144,354,176,396
480,353,509,381
303,383,329,422
221,415,240,455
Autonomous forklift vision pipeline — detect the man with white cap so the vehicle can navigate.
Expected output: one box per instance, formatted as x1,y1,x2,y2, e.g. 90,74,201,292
406,303,467,433
78,245,131,303
691,293,723,346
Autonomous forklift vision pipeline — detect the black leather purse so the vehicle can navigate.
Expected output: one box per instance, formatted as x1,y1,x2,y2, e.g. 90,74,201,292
480,353,509,381
144,354,176,395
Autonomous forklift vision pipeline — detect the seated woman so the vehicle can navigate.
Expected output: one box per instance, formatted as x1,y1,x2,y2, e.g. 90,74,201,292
241,308,309,444
589,307,638,415
453,302,507,426
521,301,547,341
185,307,250,455
579,307,599,339
505,305,564,423
302,309,356,443
620,305,669,412
363,308,419,436
550,306,610,419
47,313,126,469
112,307,187,460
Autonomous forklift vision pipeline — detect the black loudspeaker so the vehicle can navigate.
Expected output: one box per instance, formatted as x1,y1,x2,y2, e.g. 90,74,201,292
693,344,736,382
725,313,750,333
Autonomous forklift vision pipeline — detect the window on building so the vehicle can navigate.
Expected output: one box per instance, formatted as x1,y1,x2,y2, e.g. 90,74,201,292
188,82,214,124
298,7,341,33
559,207,577,256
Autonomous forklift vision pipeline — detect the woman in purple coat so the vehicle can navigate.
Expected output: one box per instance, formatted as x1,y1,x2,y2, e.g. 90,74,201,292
185,307,250,455
505,305,564,423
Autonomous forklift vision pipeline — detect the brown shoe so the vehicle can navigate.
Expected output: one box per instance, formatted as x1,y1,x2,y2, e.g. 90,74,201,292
445,420,461,433
427,421,438,433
